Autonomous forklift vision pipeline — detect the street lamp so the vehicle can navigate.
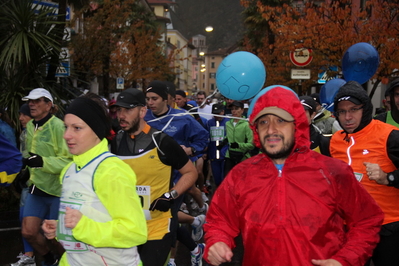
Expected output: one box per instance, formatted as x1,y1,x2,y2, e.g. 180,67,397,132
199,51,205,56
205,26,213,32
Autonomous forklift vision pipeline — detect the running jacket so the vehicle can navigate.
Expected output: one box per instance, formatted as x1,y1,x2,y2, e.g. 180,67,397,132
204,87,383,266
144,106,208,158
26,115,71,196
331,119,399,225
58,139,147,266
0,133,22,186
225,118,254,160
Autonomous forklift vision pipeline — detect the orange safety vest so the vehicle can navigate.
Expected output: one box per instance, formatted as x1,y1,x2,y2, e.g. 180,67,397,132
331,119,399,225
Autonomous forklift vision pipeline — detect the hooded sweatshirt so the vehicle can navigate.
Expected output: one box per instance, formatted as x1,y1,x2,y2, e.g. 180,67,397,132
204,86,383,266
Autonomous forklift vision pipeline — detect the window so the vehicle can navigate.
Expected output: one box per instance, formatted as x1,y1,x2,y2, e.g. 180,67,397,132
211,62,215,68
209,73,216,79
211,83,215,90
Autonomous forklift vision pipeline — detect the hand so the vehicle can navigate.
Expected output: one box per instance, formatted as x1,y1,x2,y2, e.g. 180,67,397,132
207,242,233,266
180,145,192,156
230,142,239,149
311,258,342,266
25,152,43,168
64,207,83,229
363,162,388,185
150,193,173,212
42,219,57,239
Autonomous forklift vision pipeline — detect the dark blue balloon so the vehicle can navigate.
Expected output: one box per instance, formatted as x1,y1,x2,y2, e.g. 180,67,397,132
320,79,346,111
216,51,266,100
342,42,379,84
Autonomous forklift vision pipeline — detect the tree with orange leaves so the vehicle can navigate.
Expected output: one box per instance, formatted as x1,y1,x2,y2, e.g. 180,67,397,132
241,0,399,97
71,0,176,95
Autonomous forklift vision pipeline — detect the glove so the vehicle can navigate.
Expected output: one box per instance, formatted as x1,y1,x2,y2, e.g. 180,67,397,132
149,193,173,212
216,144,223,150
217,139,228,150
230,142,239,149
25,152,43,168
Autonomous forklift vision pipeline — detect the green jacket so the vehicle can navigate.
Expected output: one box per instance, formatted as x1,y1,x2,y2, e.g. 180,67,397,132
225,118,254,160
26,115,71,196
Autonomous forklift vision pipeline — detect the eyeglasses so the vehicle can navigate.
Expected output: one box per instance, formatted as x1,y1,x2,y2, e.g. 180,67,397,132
335,106,363,117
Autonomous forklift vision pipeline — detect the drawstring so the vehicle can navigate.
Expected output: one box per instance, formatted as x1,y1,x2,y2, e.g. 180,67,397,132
341,131,350,142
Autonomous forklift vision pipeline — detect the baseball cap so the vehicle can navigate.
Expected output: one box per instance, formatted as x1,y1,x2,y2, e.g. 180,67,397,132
114,88,146,108
229,101,244,109
337,95,362,105
299,96,316,112
212,104,224,114
22,88,53,103
146,80,168,100
252,106,294,123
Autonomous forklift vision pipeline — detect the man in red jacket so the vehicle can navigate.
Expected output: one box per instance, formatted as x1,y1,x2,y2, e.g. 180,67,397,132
204,85,383,266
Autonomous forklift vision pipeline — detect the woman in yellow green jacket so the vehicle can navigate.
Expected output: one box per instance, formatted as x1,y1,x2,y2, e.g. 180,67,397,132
43,96,147,266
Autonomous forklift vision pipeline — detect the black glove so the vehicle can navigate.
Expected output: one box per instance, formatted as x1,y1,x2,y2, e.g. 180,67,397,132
149,193,173,212
216,144,223,150
230,142,239,149
25,152,43,168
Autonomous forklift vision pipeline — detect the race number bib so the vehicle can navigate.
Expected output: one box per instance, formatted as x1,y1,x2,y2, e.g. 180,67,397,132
210,126,224,141
57,201,88,252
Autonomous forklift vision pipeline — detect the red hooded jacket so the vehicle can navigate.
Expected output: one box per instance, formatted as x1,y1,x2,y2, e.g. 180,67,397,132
204,86,383,266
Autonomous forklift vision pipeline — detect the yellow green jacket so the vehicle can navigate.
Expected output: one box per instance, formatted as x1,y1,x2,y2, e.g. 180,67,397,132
59,139,147,265
26,115,72,196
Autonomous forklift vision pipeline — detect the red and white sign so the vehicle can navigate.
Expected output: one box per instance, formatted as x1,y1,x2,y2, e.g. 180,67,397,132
290,48,313,67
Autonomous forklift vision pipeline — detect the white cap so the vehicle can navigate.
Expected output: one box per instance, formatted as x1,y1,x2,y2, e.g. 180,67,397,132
22,88,53,103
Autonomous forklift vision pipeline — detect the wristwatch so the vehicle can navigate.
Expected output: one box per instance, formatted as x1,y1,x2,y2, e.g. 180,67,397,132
190,147,196,155
169,189,179,199
163,192,171,199
387,173,395,186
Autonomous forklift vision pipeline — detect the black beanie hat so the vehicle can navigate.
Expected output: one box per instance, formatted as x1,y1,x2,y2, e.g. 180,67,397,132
19,103,32,118
66,97,110,140
146,80,168,100
175,90,187,98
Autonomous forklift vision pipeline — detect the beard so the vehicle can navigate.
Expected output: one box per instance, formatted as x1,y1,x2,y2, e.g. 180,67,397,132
120,115,140,134
261,134,295,160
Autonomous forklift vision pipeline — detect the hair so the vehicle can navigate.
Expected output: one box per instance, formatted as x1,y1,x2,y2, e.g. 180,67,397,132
0,107,14,127
197,91,206,97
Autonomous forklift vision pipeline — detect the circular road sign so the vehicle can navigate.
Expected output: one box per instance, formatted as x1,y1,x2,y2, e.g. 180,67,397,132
290,48,313,67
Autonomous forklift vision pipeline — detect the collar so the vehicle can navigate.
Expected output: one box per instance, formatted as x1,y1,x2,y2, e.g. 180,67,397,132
33,113,52,128
72,138,108,170
130,123,151,139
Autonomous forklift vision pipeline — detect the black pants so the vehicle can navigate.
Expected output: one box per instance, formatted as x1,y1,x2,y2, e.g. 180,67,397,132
138,232,174,266
365,221,399,266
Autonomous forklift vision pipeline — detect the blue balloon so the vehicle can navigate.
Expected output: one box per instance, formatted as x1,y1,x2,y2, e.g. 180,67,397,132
319,79,346,112
216,51,266,100
247,85,296,118
342,42,379,84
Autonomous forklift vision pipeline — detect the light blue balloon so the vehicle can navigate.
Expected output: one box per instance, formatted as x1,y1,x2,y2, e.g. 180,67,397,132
342,42,379,84
247,85,296,118
320,78,346,112
216,51,266,101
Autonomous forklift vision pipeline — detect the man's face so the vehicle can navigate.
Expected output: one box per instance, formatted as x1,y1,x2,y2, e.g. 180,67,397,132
175,95,187,108
393,87,399,109
146,92,168,115
304,109,316,125
336,101,363,133
196,94,206,106
257,114,295,161
116,106,144,134
28,97,52,121
214,110,225,121
383,96,391,111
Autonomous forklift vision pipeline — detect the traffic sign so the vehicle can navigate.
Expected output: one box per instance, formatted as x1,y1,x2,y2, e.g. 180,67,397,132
318,66,339,84
291,69,311,79
116,77,124,90
290,48,313,67
55,62,70,77
32,0,71,21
